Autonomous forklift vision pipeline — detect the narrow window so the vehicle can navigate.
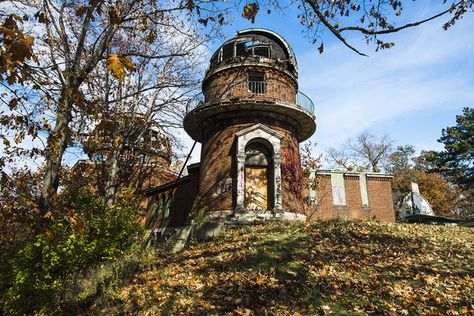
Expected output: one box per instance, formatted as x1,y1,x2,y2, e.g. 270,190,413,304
222,43,234,60
235,42,249,57
210,52,219,65
359,173,369,207
331,173,347,206
152,199,159,221
248,72,266,94
160,194,166,218
164,193,172,218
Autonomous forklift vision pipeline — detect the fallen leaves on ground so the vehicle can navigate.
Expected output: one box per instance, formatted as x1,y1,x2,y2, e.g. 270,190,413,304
86,220,474,315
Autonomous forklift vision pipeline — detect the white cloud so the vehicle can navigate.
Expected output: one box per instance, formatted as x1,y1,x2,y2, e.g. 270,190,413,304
298,15,474,152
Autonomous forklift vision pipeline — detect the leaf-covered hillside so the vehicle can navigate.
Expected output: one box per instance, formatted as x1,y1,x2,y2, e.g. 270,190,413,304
88,220,474,315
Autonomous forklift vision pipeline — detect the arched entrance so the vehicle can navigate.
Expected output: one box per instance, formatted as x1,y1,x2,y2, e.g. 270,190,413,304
235,124,283,214
244,141,273,210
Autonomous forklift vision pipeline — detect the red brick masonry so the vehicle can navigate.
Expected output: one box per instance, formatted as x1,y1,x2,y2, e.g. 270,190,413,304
308,171,395,223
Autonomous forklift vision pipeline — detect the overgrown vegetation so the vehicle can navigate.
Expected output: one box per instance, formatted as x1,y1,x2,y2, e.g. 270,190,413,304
0,187,144,315
84,220,473,315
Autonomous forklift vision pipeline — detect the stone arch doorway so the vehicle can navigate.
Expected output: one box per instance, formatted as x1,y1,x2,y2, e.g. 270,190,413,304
235,124,283,215
244,140,273,211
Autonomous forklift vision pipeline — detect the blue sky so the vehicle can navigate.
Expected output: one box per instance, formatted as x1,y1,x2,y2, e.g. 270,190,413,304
2,1,471,170
181,1,474,165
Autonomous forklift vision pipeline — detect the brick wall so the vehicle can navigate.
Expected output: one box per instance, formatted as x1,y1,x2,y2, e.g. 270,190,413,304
142,165,200,229
203,66,297,104
309,173,395,223
367,176,395,222
197,121,305,216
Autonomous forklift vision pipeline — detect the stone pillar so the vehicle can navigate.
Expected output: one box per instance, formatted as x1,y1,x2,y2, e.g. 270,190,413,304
235,153,246,214
273,153,283,213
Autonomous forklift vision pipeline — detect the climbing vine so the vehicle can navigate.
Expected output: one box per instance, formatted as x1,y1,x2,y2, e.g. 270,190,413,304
281,147,303,199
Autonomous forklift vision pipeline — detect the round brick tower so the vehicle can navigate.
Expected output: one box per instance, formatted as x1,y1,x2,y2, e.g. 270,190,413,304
184,29,316,220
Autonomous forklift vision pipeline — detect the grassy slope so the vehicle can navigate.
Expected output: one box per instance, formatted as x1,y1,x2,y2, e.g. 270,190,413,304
88,220,474,315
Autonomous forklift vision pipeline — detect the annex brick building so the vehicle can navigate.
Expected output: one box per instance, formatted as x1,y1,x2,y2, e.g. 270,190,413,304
143,29,395,229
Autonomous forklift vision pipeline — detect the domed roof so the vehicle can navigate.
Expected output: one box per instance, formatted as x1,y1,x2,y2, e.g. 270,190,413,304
237,29,298,72
207,28,298,78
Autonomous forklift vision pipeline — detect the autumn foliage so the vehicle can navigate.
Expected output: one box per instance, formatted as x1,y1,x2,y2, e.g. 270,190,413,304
83,220,473,315
0,183,144,315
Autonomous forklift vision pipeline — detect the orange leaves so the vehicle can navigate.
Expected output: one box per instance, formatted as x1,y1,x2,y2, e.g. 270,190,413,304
113,135,122,147
105,54,135,81
0,14,37,84
86,220,474,315
242,2,259,24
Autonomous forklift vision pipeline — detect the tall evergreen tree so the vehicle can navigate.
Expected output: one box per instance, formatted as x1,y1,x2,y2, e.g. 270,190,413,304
436,107,474,190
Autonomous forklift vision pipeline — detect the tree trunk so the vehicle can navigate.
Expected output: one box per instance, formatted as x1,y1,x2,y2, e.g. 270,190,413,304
105,148,120,208
39,96,72,213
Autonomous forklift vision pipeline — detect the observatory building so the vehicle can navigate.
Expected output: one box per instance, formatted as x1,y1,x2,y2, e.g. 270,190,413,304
184,28,315,220
142,29,395,229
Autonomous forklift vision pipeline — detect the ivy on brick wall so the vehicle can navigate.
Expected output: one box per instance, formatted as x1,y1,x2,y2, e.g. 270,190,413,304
281,148,303,199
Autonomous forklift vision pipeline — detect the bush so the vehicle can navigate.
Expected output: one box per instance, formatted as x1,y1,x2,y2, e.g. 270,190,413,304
0,188,144,315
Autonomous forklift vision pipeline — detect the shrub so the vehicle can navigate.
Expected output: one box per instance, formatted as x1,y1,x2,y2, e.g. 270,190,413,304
1,188,144,315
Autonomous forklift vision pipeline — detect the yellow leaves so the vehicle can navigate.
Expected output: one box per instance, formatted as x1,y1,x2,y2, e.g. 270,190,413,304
106,53,135,81
234,307,253,315
114,135,122,147
8,98,19,110
68,211,85,234
186,0,194,11
423,275,436,285
0,14,37,84
14,133,23,144
75,3,88,17
242,2,259,24
87,221,474,315
45,229,55,240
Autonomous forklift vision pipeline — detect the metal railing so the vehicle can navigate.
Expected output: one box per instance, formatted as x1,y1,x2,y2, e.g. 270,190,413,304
296,91,315,114
248,81,266,94
186,93,205,113
186,82,315,115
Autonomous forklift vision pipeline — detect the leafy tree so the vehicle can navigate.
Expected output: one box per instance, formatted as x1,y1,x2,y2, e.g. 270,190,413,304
421,107,474,218
387,145,415,172
391,168,461,217
412,150,440,172
0,0,220,216
327,131,393,172
434,107,474,190
0,182,144,315
388,145,465,218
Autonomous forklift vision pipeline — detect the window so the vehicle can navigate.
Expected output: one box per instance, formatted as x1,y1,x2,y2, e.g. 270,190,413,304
222,43,234,61
164,193,172,218
235,42,249,57
248,72,265,94
152,200,160,221
253,46,270,58
331,173,347,206
160,194,166,218
140,154,149,163
359,173,369,207
210,52,219,65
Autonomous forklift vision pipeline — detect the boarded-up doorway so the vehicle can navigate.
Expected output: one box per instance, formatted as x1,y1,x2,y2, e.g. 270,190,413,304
245,166,268,210
244,141,273,211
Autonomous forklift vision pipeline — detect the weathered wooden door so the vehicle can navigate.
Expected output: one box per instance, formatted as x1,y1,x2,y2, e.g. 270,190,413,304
245,166,268,210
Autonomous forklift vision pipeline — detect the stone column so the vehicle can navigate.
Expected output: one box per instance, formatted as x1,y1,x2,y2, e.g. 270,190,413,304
235,152,246,214
273,153,283,213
